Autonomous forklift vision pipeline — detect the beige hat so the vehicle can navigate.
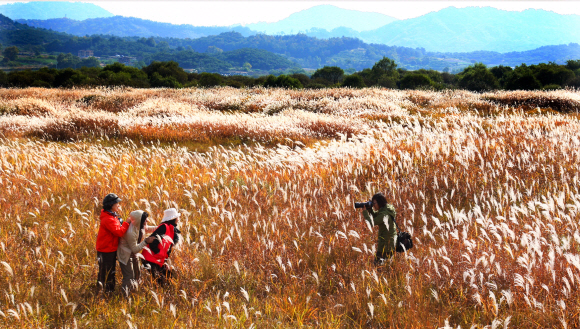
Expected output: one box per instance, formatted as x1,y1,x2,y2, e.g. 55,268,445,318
130,210,145,226
161,208,180,223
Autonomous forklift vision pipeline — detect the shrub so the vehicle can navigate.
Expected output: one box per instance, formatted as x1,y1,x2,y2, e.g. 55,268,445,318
457,63,500,91
377,75,398,89
542,84,561,90
199,73,223,87
263,75,303,89
400,73,432,89
342,75,366,88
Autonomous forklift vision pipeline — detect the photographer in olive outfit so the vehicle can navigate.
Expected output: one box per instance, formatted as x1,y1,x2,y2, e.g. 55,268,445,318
362,193,398,266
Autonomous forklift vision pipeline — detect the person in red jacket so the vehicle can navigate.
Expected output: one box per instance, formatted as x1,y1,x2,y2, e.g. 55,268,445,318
142,208,181,285
96,193,132,293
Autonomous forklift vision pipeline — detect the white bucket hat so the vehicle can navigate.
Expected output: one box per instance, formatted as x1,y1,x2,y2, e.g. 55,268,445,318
161,208,180,223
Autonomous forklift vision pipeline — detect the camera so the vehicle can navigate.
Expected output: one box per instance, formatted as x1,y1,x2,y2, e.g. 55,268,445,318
354,201,372,209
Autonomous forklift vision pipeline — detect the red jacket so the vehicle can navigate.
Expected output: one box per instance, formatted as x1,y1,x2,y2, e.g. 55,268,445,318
96,210,130,252
142,223,174,266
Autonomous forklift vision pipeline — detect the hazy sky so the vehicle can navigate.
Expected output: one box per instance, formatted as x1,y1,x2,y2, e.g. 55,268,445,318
4,1,580,26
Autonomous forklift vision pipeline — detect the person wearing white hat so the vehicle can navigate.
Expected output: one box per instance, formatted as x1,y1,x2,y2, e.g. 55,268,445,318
141,208,182,285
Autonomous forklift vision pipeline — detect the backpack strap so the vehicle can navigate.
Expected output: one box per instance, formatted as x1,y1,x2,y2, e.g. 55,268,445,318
385,205,400,233
392,216,400,233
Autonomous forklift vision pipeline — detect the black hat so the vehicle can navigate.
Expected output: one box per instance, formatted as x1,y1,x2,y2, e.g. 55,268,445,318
103,193,122,210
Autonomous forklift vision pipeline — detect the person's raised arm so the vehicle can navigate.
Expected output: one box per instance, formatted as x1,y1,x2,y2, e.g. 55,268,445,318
130,236,155,253
104,215,131,237
362,209,375,227
144,225,157,233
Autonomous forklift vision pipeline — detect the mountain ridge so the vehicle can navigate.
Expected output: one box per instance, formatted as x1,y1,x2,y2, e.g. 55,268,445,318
246,5,397,34
357,6,580,52
2,11,580,73
0,1,113,20
14,5,580,54
17,16,256,39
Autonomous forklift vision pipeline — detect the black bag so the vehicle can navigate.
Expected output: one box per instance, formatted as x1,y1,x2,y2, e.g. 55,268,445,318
396,231,413,252
393,218,413,253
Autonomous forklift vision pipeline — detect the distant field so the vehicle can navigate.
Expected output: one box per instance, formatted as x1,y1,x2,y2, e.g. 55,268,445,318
0,87,579,328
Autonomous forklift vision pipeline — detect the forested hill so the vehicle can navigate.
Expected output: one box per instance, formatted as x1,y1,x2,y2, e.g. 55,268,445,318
144,48,298,71
0,12,26,30
0,13,71,46
17,16,256,39
16,5,580,54
3,12,580,73
0,14,298,73
142,32,580,71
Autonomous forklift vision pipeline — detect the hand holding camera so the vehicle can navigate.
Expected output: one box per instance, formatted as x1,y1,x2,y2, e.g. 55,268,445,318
354,201,373,211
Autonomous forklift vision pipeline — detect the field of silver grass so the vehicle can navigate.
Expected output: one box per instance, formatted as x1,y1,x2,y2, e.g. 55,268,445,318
0,87,579,328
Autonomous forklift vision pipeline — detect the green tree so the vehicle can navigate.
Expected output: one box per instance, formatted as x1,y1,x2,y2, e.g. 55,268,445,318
289,74,311,87
263,75,303,89
371,56,399,82
54,68,77,87
441,72,456,85
0,70,8,87
79,56,100,68
532,63,574,87
457,63,500,91
567,76,580,88
199,72,222,87
490,65,513,87
142,61,188,84
311,66,344,84
8,71,35,87
57,53,80,69
566,59,580,71
3,46,19,62
342,75,366,88
504,64,542,90
490,65,513,81
102,62,150,87
207,46,224,54
377,75,398,88
32,45,44,56
243,62,252,72
150,72,182,88
145,37,156,47
400,73,432,89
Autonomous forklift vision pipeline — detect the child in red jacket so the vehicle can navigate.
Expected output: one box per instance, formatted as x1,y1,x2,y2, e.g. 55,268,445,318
96,193,132,293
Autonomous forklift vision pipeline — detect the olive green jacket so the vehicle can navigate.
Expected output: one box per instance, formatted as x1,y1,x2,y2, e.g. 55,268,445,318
363,204,397,254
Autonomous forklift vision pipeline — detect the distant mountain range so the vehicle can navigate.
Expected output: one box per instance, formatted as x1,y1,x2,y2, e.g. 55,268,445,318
0,1,112,21
2,3,580,73
357,7,580,53
18,16,255,39
12,3,580,54
153,32,580,71
246,5,398,34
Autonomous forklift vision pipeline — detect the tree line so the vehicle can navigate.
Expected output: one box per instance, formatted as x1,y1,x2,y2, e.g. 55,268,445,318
2,57,580,90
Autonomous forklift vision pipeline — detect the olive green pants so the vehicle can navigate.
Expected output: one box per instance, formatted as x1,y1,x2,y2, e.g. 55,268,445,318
375,246,395,266
119,254,140,295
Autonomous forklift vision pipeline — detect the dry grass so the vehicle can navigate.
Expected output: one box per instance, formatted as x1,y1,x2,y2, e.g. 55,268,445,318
0,87,579,328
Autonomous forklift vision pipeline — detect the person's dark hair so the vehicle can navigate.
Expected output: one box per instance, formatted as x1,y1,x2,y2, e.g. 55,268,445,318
165,218,178,226
372,193,388,208
137,212,148,243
